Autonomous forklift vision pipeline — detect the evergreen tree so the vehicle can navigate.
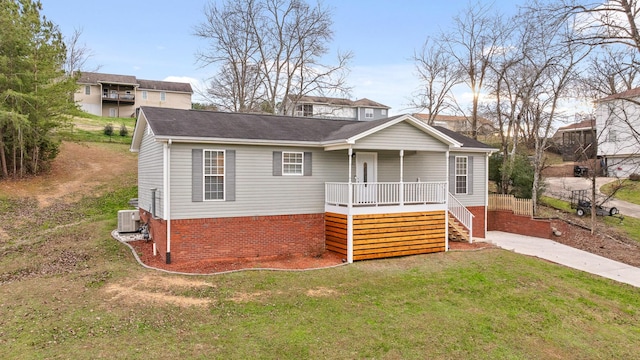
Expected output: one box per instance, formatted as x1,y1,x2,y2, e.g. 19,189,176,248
0,0,76,178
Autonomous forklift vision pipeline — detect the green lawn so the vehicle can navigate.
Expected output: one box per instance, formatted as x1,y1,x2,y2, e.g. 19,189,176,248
601,179,640,205
57,112,135,144
1,146,640,359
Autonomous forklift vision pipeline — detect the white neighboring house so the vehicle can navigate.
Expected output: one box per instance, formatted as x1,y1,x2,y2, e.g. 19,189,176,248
596,87,640,178
281,95,391,121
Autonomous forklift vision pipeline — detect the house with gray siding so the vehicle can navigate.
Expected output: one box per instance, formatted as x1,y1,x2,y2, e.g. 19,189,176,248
130,107,495,265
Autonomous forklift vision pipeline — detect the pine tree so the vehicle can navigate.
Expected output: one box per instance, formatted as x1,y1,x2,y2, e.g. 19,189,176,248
0,0,76,178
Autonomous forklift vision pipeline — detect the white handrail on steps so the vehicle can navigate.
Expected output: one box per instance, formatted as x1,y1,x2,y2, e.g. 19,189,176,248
448,192,474,243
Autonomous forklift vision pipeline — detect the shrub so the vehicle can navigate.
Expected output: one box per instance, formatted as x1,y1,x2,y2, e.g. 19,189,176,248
629,173,640,181
103,123,114,136
119,123,128,137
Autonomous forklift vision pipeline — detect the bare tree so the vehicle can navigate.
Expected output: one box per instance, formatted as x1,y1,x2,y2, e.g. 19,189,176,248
64,27,100,76
518,2,592,215
195,0,352,114
410,37,463,124
194,0,265,112
442,2,509,139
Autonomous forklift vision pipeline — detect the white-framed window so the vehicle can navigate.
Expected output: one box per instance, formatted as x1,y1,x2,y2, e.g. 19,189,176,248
203,150,225,200
381,109,387,116
282,152,303,175
608,129,617,142
160,92,166,101
84,85,91,95
455,156,468,194
142,90,148,100
365,108,374,118
295,104,313,117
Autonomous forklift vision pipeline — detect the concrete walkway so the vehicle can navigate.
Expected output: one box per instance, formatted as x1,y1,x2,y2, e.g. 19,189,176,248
544,177,640,218
484,231,640,288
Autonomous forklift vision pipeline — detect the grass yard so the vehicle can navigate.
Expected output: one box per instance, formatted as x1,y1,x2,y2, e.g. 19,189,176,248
601,179,640,205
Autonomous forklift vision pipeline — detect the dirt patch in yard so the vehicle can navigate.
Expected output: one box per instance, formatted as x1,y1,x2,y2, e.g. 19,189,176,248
0,141,136,207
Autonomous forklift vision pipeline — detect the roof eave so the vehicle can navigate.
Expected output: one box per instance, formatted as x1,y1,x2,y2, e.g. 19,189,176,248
152,135,324,147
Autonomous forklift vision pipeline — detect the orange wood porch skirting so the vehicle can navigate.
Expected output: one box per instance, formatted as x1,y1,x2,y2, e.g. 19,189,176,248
325,211,447,261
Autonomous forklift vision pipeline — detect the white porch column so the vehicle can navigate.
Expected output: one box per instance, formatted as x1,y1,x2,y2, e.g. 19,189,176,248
445,150,449,252
399,150,404,205
347,147,354,263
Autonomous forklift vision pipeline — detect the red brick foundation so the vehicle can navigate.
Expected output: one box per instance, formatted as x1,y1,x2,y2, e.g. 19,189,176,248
138,211,325,265
467,206,486,239
487,210,552,239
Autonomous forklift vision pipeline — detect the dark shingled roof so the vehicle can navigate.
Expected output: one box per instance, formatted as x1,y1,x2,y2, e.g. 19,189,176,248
432,126,493,149
141,107,489,149
138,79,193,93
77,72,137,85
142,107,400,142
76,72,192,92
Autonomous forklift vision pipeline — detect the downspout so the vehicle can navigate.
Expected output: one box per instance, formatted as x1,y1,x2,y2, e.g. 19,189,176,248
347,147,354,263
485,153,489,239
445,150,449,251
164,139,172,264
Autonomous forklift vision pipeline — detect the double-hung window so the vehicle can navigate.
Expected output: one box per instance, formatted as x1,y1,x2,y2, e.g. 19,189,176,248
160,92,166,101
204,150,225,200
84,85,91,95
455,156,468,194
282,152,303,175
365,108,374,119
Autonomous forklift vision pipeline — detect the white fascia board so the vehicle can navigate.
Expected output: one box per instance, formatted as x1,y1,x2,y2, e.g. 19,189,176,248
152,135,324,148
450,147,498,154
130,111,148,153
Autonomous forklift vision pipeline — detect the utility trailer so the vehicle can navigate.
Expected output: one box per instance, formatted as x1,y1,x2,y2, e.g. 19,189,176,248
570,189,619,217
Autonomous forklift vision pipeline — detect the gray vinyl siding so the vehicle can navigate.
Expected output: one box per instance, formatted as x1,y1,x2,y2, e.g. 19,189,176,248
449,152,487,206
403,152,447,183
354,122,449,151
358,107,388,121
138,125,164,217
169,144,348,219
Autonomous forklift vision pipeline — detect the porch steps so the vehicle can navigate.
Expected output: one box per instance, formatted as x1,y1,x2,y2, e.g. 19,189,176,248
448,214,470,243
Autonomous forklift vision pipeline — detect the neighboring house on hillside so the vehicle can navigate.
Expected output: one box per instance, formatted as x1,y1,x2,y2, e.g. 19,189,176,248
281,95,390,120
75,72,193,118
552,119,596,161
596,88,640,178
412,113,495,136
130,107,495,266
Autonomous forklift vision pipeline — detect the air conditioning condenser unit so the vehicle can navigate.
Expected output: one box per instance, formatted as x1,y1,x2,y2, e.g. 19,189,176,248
118,210,140,233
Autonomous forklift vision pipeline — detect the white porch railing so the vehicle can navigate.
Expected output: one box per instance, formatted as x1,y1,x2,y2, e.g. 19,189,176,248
325,182,447,206
448,192,474,242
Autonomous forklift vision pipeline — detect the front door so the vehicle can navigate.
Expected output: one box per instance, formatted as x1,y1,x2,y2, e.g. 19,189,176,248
355,152,377,203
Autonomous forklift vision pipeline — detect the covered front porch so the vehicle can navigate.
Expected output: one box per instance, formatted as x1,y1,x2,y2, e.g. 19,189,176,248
322,148,473,263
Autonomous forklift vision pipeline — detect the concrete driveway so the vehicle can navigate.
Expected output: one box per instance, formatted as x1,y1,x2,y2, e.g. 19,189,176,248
544,177,640,218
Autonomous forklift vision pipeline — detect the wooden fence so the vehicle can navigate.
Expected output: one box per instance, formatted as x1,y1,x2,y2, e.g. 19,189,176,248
488,194,533,217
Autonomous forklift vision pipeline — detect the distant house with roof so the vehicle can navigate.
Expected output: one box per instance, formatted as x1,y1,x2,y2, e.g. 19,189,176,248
130,107,495,266
551,118,596,161
412,113,495,136
596,87,640,177
281,95,391,121
74,72,193,118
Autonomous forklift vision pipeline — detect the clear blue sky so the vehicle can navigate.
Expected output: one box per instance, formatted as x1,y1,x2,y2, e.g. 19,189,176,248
42,0,516,115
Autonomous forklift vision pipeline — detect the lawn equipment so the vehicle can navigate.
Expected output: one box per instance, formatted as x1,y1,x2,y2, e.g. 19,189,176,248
570,189,619,217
